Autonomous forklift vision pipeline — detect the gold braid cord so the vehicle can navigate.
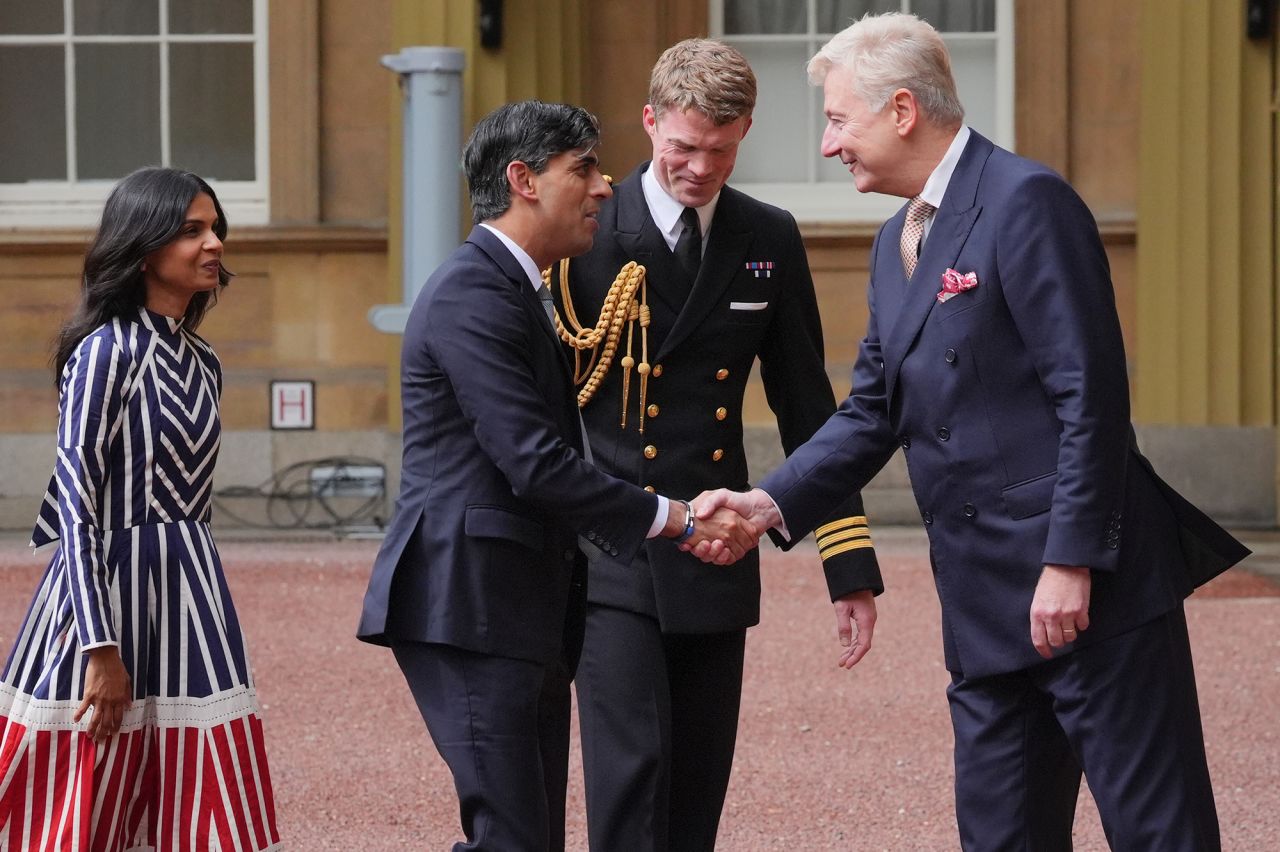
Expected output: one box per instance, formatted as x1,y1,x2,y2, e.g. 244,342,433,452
543,258,652,432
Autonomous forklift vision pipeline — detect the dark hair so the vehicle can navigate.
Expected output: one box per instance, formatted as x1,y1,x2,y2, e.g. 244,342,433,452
53,167,231,380
462,100,601,224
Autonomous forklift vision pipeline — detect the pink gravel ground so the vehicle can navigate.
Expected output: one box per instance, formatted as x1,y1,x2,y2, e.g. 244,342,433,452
1,528,1277,850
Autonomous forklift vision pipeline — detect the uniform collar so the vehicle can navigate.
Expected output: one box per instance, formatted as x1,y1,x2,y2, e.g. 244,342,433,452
641,163,718,249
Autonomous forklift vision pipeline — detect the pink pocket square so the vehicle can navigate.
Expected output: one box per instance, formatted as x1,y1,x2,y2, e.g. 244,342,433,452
937,268,978,303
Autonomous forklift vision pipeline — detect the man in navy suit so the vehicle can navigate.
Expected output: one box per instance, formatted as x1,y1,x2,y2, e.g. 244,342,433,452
357,100,755,852
695,14,1248,851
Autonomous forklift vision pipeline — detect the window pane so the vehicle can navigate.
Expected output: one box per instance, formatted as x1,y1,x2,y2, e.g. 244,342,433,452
74,0,158,35
76,44,160,178
724,0,805,35
0,46,66,181
910,0,995,32
818,1,900,34
169,0,253,35
948,37,997,136
0,1,64,35
170,43,255,180
732,42,811,182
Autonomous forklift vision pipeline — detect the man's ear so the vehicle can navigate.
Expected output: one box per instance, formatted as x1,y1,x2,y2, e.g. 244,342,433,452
506,161,538,202
890,88,918,137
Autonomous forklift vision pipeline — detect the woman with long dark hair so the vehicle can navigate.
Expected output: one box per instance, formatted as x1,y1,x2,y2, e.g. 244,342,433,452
0,168,280,850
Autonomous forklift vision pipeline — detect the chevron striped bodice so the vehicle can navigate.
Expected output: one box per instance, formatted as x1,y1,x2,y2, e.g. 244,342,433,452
31,307,222,548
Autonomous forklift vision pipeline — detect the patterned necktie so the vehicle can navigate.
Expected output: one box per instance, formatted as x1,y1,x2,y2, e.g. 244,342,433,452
900,196,935,279
537,282,557,327
537,283,593,462
674,206,702,280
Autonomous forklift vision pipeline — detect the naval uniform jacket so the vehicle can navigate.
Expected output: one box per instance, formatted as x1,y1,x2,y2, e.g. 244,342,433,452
759,131,1248,678
554,165,882,634
358,226,658,665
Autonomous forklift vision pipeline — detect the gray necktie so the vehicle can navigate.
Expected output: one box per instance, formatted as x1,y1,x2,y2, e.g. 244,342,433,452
537,284,593,463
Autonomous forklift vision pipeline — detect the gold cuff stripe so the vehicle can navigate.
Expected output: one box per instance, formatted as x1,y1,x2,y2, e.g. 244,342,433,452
814,516,869,538
820,539,876,560
817,528,871,548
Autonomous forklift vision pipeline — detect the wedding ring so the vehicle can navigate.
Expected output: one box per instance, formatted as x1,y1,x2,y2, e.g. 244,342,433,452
1063,627,1077,634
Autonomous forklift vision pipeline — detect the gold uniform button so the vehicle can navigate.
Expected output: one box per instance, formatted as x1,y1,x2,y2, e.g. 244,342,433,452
647,404,660,417
644,485,656,493
716,368,729,380
644,445,658,459
715,407,727,421
712,449,725,461
652,364,664,377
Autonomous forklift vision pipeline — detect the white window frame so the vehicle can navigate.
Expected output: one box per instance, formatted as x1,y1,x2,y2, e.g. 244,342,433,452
0,0,269,228
710,0,1014,223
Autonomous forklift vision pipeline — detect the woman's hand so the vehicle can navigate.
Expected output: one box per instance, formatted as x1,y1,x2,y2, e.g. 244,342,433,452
75,646,132,742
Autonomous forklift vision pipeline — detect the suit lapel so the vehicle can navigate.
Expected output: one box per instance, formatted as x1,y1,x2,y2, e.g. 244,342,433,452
658,190,751,359
614,169,688,316
881,133,992,404
468,226,572,374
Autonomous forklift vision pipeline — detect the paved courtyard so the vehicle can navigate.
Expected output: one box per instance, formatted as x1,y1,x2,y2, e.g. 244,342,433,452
2,528,1277,850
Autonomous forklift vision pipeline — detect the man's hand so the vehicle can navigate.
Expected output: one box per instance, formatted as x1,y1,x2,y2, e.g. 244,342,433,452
75,646,132,742
684,506,760,565
1029,564,1091,659
691,488,781,533
834,589,877,669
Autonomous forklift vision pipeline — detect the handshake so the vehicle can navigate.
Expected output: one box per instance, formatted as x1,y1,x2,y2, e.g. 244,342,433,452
668,487,785,565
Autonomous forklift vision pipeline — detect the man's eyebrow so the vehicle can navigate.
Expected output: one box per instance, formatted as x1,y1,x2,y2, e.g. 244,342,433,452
575,151,600,166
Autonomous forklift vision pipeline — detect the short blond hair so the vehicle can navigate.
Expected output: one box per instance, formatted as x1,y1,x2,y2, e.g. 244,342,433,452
808,13,963,125
648,39,756,125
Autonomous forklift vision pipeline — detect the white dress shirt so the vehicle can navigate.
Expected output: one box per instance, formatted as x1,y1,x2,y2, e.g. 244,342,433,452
641,165,717,255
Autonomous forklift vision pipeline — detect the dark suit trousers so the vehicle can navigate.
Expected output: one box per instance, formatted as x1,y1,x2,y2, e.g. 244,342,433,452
392,641,576,852
947,604,1218,851
576,603,746,852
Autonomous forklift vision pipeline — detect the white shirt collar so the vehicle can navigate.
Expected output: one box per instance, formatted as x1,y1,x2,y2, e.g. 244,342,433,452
478,223,544,292
918,125,971,210
641,164,718,251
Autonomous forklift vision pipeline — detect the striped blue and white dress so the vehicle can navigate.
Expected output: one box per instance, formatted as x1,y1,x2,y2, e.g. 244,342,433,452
0,307,280,851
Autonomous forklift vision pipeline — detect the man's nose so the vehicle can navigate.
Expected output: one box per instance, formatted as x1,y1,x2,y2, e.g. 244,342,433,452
592,174,613,199
819,126,841,158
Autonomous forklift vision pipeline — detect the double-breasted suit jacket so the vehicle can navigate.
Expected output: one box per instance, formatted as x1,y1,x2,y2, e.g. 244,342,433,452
357,226,657,665
555,165,882,633
760,131,1248,678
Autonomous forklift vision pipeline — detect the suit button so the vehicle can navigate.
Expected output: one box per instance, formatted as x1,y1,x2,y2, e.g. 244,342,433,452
587,531,598,543
922,511,934,525
712,449,724,461
901,436,911,449
937,427,951,441
647,404,660,417
563,549,575,561
644,445,658,459
652,364,664,377
963,503,977,518
945,348,957,364
1106,541,1119,550
644,485,656,493
716,368,729,380
609,546,619,556
715,407,727,421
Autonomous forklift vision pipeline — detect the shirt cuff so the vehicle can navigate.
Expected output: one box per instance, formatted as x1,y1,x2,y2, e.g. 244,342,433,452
646,495,670,539
763,490,791,541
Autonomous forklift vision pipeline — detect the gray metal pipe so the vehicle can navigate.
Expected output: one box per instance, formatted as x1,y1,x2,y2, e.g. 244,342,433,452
369,46,465,334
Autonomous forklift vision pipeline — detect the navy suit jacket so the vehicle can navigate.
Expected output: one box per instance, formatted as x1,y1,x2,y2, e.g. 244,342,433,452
357,226,658,665
555,166,881,633
761,131,1248,678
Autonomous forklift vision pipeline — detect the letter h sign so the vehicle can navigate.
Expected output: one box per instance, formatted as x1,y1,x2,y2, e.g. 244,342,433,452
270,381,316,430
